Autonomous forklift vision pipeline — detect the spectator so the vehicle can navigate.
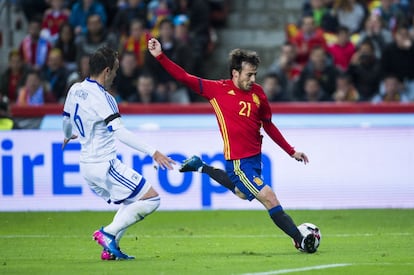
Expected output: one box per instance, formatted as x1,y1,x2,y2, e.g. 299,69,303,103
186,0,211,76
173,14,195,73
333,0,367,34
75,14,118,62
128,73,164,103
0,50,29,103
372,0,405,32
16,70,56,105
147,0,173,37
111,0,148,38
19,16,52,70
40,0,71,44
267,42,302,97
332,72,360,102
113,51,141,101
173,14,190,43
207,0,230,28
301,76,330,102
54,22,78,72
381,25,414,89
0,97,20,130
172,0,212,76
69,0,107,36
327,25,356,71
144,18,192,102
293,46,338,100
372,74,409,103
302,0,339,32
66,54,90,88
121,19,151,70
347,38,382,101
41,48,69,102
262,73,290,102
357,13,393,58
289,15,328,66
409,13,414,41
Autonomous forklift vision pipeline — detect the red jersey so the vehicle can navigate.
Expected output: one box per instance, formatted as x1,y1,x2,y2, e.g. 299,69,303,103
42,10,69,36
156,53,295,160
328,42,356,71
289,28,327,66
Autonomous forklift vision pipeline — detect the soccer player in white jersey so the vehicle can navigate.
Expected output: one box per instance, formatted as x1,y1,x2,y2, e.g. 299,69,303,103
62,46,175,260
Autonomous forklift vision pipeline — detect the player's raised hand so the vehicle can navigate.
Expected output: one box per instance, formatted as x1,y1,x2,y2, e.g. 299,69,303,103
291,151,309,164
62,134,78,150
148,38,162,57
152,150,176,170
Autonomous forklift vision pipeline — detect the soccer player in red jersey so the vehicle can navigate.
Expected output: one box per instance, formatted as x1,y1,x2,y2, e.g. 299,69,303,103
148,38,317,253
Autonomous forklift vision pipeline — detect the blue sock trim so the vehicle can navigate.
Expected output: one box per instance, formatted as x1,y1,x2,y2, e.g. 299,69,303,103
268,205,283,216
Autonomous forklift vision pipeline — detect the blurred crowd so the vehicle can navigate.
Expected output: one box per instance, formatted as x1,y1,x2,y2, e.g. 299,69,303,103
266,0,414,103
1,0,414,116
0,0,229,110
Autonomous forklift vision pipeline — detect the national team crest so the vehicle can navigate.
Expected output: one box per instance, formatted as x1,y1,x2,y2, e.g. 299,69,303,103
252,94,260,107
253,176,263,186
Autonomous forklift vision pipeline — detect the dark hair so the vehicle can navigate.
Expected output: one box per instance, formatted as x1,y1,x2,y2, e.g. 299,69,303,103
228,49,260,78
264,72,280,82
358,38,375,51
337,25,350,34
159,18,174,29
89,46,118,76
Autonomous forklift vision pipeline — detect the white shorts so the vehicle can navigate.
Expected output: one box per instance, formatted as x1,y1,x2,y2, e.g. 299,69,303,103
80,158,151,204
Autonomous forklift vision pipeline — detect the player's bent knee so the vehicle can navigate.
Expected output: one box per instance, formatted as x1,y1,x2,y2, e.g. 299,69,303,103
139,196,160,217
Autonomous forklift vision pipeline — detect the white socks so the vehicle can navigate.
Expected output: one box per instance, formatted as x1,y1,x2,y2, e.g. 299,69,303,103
104,196,160,237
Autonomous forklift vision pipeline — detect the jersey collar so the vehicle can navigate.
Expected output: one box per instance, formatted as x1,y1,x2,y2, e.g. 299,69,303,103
86,77,106,92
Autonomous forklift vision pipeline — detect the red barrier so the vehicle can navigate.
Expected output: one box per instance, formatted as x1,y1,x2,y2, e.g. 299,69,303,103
10,102,414,117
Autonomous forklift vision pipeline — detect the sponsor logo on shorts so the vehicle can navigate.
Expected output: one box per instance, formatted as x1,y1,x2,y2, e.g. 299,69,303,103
253,176,263,186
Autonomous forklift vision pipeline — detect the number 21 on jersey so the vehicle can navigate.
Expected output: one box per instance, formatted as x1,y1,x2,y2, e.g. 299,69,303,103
239,101,251,117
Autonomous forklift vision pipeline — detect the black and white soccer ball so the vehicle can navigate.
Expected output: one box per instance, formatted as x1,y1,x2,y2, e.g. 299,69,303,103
294,222,322,252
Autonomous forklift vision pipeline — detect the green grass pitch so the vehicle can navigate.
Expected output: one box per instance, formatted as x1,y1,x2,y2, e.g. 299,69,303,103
0,209,413,275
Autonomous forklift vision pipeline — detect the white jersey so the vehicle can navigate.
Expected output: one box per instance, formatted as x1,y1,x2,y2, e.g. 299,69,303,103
63,78,121,163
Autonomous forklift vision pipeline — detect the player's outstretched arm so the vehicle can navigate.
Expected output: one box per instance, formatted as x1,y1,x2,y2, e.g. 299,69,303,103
291,151,309,164
113,126,176,170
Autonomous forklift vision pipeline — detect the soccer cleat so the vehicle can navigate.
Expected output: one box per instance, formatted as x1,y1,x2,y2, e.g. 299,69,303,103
93,227,134,260
301,233,317,253
101,249,116,260
179,155,204,172
117,250,135,260
101,249,135,260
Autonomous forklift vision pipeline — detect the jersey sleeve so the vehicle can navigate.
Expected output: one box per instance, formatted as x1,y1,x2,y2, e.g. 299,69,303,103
156,52,220,99
62,87,74,139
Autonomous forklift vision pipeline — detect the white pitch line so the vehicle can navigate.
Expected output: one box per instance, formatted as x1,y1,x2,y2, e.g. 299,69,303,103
238,263,352,275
